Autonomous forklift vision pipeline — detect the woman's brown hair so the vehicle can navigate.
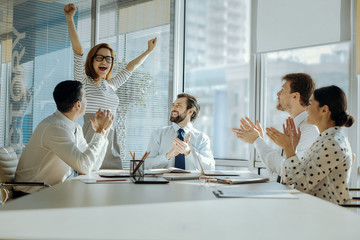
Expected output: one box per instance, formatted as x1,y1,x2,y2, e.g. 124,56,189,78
85,43,114,81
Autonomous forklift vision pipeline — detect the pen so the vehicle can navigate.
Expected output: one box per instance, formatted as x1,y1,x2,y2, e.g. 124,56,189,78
132,151,151,174
96,179,128,182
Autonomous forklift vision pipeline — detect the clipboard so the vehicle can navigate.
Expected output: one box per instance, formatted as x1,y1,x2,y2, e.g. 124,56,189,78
213,189,298,199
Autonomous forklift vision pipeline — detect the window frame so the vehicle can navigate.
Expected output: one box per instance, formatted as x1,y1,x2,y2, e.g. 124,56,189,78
181,0,253,167
177,0,359,183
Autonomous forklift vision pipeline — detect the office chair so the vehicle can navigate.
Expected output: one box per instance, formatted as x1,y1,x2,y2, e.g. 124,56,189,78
0,146,50,205
340,154,360,208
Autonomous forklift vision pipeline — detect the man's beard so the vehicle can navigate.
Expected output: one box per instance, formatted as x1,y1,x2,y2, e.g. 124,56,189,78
276,98,285,111
170,111,187,123
276,102,284,111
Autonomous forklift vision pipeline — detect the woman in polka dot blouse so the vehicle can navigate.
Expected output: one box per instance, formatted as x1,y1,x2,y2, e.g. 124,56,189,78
266,85,354,204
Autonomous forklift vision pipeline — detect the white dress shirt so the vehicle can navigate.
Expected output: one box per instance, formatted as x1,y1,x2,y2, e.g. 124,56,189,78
145,122,215,171
14,110,108,193
282,126,351,204
254,111,319,175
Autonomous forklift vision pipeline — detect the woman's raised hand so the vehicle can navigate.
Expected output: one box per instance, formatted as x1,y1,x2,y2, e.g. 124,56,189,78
147,37,157,52
64,3,77,19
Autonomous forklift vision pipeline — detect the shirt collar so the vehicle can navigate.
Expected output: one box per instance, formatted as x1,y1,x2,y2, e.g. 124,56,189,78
54,110,78,133
293,111,308,128
319,126,340,137
172,122,194,134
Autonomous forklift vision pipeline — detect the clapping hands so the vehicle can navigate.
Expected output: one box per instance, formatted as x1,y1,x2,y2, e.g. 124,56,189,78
90,108,114,136
232,117,263,144
166,134,191,159
266,117,301,158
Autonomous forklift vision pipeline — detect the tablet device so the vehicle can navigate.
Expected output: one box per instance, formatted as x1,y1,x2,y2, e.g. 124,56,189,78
131,176,169,184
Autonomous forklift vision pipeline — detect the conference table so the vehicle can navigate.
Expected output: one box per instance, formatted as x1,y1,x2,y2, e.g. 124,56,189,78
0,171,359,239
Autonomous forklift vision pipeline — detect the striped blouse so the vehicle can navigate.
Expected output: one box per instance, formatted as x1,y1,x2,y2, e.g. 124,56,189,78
74,53,132,114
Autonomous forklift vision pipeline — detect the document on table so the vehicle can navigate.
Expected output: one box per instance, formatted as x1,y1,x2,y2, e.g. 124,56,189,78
149,167,191,173
213,189,298,199
80,179,131,184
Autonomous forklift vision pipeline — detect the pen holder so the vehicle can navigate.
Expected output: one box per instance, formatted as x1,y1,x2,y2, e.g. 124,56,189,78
130,160,145,178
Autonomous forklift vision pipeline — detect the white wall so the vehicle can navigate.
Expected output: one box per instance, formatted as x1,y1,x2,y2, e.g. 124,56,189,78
254,0,350,53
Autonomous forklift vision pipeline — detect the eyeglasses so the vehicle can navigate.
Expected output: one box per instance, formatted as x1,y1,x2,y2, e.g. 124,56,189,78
198,176,217,187
94,54,113,63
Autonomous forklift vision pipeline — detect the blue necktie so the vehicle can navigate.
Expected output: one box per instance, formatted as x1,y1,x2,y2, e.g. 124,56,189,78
175,128,185,169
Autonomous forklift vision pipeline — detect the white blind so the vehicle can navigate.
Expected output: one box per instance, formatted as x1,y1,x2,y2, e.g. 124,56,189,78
98,0,171,167
254,0,351,53
0,0,12,146
0,0,172,167
0,0,91,151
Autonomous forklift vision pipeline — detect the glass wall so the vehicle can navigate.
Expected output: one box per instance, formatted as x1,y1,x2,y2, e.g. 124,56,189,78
184,0,251,160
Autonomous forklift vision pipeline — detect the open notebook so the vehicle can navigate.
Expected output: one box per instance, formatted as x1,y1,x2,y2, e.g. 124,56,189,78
148,167,191,174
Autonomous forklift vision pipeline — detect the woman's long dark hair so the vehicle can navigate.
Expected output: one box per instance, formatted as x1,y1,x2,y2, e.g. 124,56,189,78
313,85,354,127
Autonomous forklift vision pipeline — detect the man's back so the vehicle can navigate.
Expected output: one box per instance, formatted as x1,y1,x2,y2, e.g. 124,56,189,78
15,111,79,193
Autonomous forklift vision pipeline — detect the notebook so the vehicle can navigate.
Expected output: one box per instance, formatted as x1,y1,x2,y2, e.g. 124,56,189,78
215,175,269,184
149,167,191,174
162,172,201,181
192,149,240,176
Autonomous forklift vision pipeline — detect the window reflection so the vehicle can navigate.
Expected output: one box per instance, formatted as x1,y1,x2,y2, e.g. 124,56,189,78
263,43,350,150
184,0,251,160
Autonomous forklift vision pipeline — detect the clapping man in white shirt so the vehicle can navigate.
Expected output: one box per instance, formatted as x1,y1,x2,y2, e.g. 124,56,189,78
145,93,215,171
15,80,114,194
232,73,319,178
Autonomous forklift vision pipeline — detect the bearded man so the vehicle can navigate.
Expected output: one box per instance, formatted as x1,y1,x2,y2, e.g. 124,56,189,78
232,73,319,179
145,93,215,170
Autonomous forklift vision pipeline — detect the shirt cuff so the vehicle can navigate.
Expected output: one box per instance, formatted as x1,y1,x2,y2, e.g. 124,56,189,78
253,137,264,148
91,132,107,143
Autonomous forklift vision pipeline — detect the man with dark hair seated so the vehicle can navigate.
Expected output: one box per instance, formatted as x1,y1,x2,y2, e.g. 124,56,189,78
15,80,114,193
145,93,215,171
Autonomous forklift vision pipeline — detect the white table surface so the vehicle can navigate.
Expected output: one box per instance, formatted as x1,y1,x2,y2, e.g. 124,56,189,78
0,172,359,240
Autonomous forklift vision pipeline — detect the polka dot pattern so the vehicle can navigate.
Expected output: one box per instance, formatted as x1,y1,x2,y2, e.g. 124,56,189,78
281,127,351,204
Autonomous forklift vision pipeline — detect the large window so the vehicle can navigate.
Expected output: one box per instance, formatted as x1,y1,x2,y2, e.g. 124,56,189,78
0,0,172,168
0,0,89,151
258,42,350,164
184,0,251,160
263,42,350,135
